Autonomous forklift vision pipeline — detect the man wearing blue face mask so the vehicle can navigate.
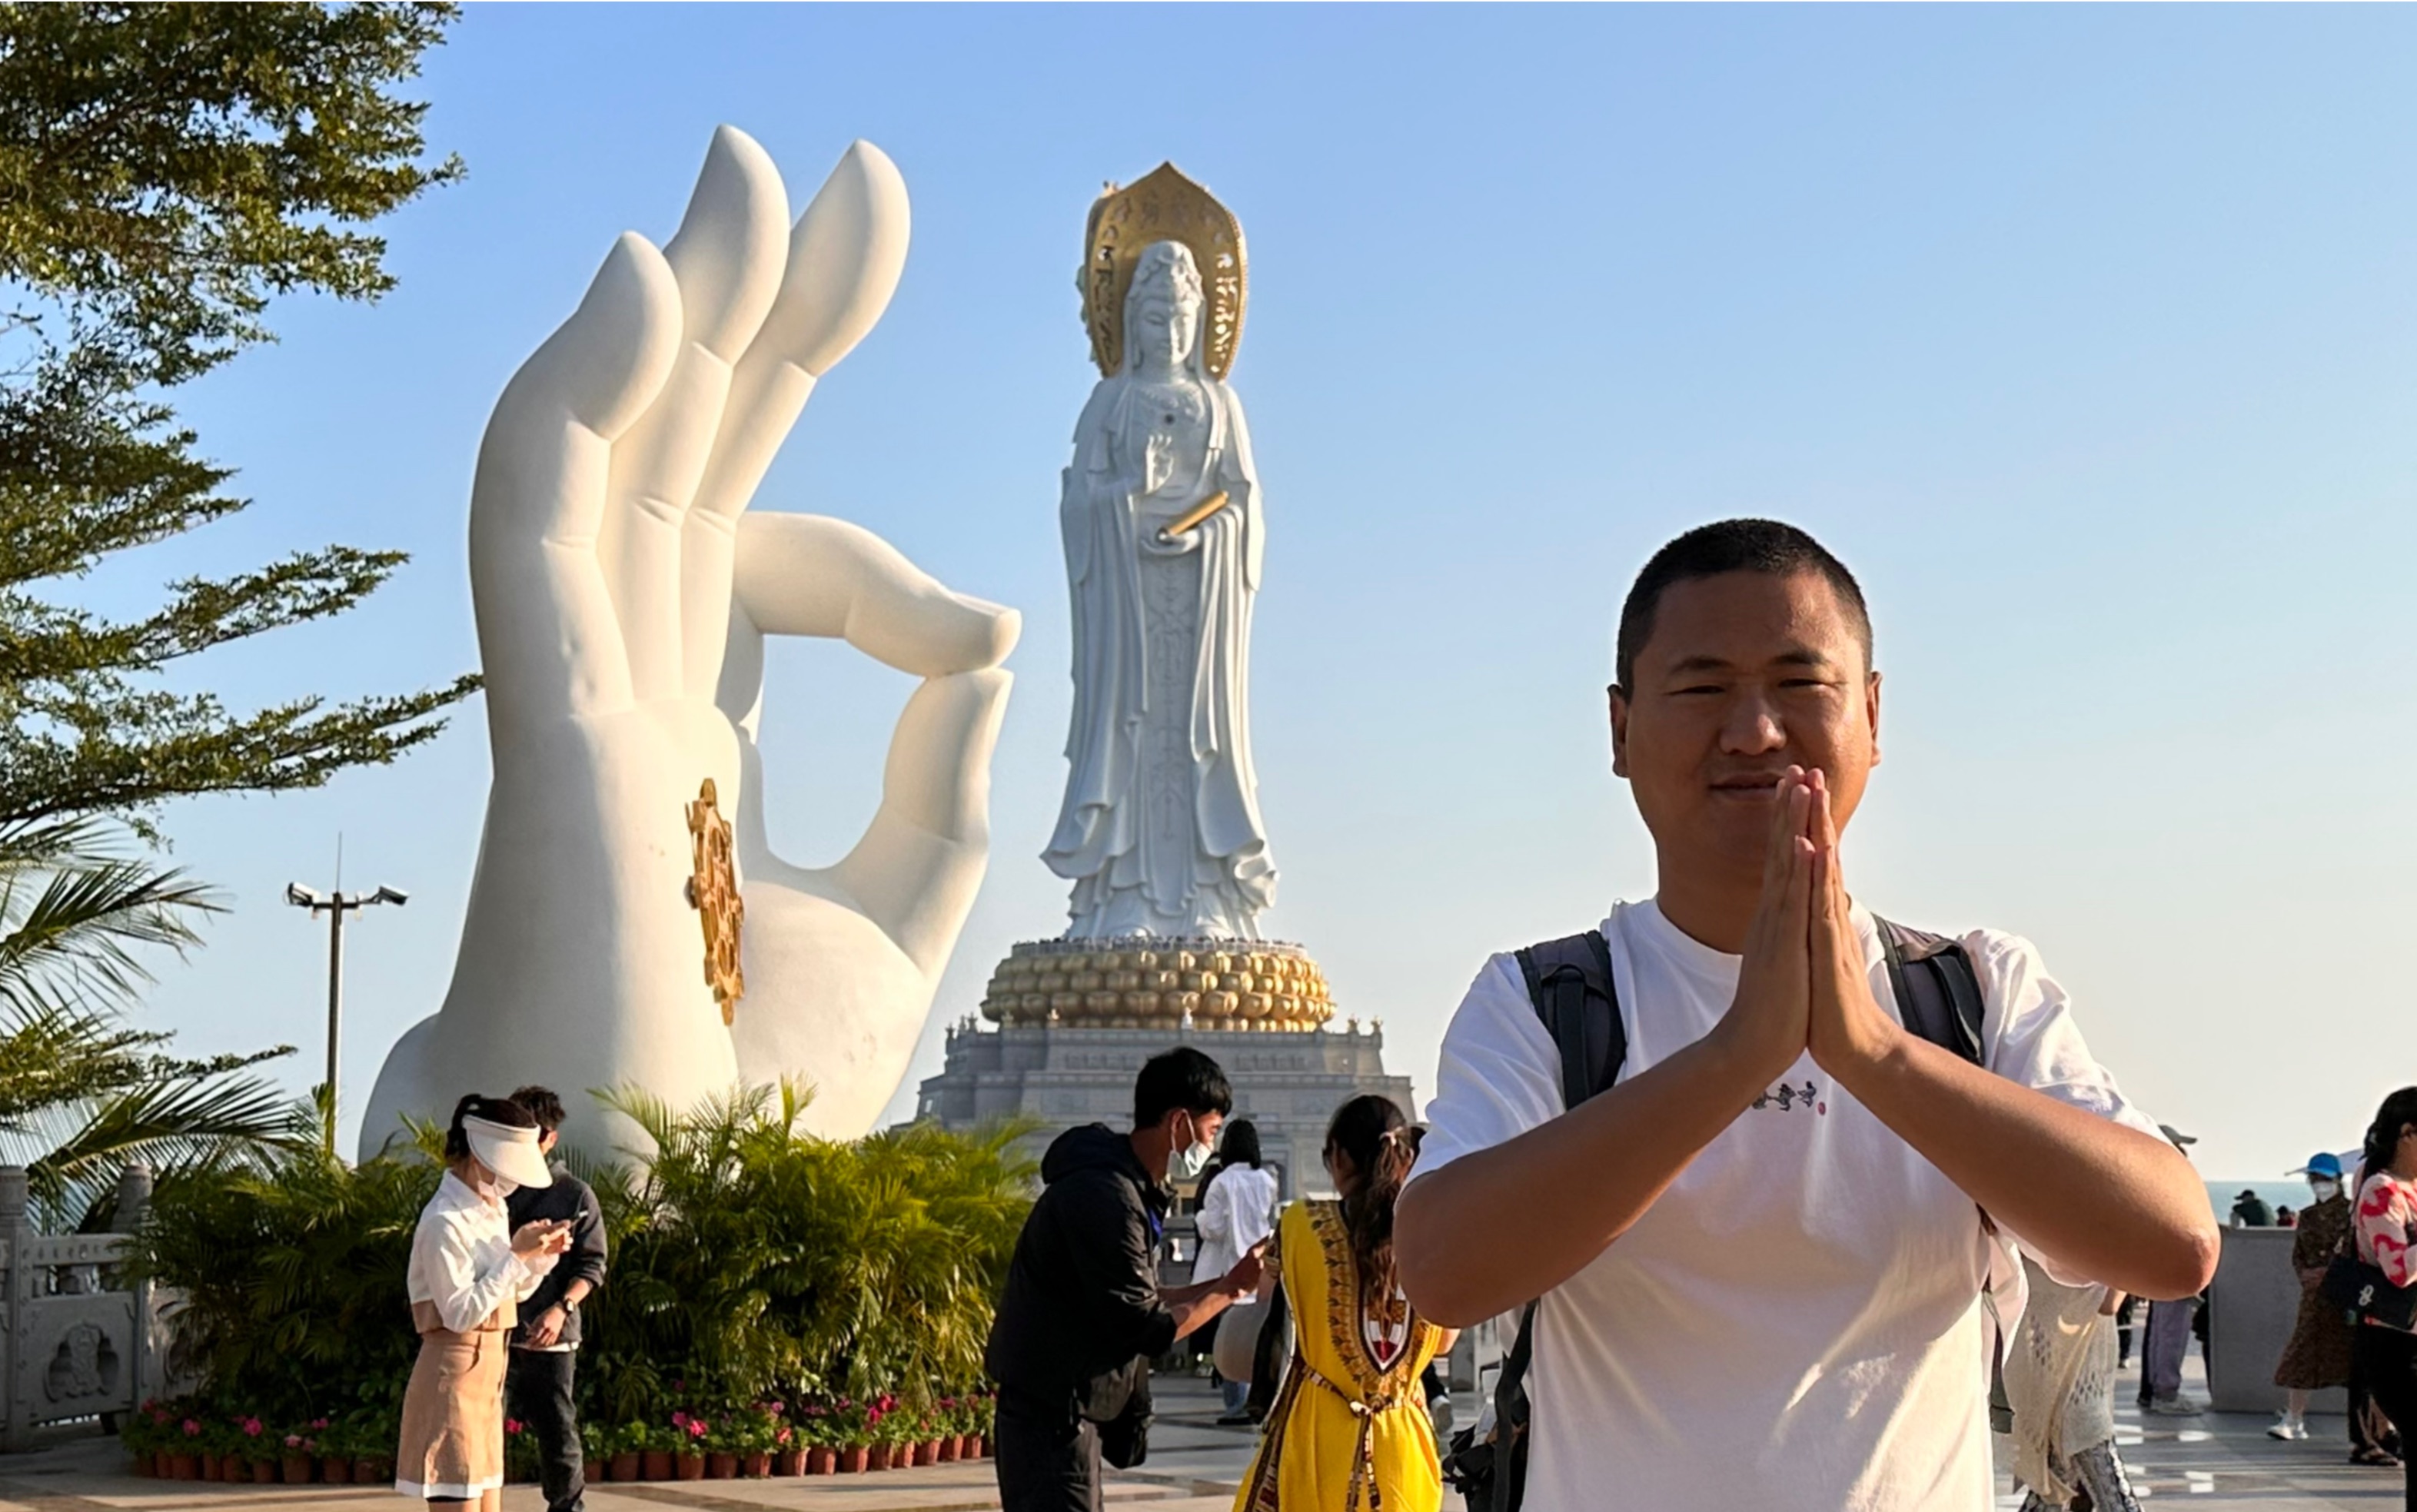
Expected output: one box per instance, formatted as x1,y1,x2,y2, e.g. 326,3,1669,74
986,1046,1266,1512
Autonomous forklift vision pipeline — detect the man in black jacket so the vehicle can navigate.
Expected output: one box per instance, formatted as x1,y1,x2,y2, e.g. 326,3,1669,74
986,1047,1265,1512
504,1086,608,1512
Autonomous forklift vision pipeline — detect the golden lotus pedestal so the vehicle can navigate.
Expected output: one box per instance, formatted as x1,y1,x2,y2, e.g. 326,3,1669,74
979,938,1335,1033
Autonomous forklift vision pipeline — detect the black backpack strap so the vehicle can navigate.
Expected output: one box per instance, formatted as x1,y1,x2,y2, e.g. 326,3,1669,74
1874,916,1986,1068
1514,930,1625,1108
1876,915,2013,1432
1461,931,1622,1511
1482,1299,1539,1512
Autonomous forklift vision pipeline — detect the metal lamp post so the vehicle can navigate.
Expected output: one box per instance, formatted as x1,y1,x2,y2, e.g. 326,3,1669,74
285,881,407,1151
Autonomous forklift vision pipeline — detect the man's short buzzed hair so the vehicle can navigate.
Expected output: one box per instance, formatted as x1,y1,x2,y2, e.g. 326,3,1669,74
1132,1046,1232,1129
508,1085,567,1133
1614,518,1873,692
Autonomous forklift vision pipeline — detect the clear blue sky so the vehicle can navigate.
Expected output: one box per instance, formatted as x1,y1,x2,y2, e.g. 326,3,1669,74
111,4,2416,1178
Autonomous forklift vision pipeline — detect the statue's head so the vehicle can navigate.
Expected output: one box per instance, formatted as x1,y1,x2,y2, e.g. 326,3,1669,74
1124,241,1205,374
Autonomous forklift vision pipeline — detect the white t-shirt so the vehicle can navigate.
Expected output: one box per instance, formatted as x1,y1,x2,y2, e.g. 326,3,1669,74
1411,899,2161,1512
1194,1162,1279,1298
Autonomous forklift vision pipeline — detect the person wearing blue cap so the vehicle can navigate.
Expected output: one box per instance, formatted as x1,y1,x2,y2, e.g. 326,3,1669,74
2269,1152,2369,1452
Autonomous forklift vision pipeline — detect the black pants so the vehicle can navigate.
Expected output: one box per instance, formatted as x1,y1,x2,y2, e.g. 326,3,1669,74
994,1384,1101,1512
2356,1326,2417,1510
504,1348,584,1512
2352,1348,2395,1456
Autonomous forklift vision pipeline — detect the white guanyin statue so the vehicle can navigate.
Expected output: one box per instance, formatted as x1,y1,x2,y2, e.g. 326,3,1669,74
1044,167,1275,942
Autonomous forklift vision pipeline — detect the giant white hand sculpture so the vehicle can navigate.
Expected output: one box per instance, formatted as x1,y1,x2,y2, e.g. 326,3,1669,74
361,128,1019,1154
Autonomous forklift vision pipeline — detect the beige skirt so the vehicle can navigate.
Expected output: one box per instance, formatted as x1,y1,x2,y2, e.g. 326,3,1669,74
395,1326,507,1499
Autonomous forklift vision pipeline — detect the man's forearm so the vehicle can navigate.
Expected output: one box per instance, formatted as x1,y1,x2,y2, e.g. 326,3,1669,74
1835,1029,2219,1299
1397,1029,1774,1328
1165,1282,1234,1341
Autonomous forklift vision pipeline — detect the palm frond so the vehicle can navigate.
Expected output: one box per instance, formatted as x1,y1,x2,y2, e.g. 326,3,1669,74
0,821,220,1016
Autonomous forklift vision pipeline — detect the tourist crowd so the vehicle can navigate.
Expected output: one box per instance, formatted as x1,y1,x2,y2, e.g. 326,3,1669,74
973,522,2415,1512
381,521,2415,1512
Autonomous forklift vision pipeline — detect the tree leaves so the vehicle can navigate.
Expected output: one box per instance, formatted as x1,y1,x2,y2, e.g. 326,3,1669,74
0,3,474,836
0,815,311,1228
0,2,464,385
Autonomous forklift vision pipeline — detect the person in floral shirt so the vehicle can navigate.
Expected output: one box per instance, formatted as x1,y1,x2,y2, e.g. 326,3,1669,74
2353,1087,2417,1511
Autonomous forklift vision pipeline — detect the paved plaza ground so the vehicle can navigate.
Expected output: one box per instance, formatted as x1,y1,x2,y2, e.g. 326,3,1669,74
0,1360,2404,1511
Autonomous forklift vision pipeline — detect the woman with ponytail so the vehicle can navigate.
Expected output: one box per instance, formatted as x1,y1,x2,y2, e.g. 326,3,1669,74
2352,1085,2417,1509
395,1095,573,1510
1233,1095,1458,1512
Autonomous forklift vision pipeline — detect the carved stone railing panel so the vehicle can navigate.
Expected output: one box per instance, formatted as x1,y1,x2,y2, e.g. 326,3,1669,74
0,1163,162,1450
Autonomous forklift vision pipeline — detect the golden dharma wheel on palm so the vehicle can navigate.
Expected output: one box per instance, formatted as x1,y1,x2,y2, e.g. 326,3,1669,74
980,938,1336,1032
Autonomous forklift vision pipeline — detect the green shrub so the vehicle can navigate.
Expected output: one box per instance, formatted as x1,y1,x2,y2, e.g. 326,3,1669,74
135,1140,435,1426
132,1082,1033,1437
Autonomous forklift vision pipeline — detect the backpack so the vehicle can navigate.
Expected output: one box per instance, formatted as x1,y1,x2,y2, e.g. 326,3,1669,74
1441,917,1993,1512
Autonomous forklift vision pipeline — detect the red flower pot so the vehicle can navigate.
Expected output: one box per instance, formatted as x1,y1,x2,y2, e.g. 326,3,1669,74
938,1435,959,1462
675,1451,705,1480
912,1439,937,1466
705,1451,736,1480
609,1451,640,1483
807,1446,836,1474
251,1458,278,1483
281,1454,314,1484
740,1451,771,1478
223,1455,248,1482
642,1450,673,1481
166,1452,198,1480
321,1456,352,1484
357,1457,394,1485
773,1449,805,1476
199,1452,221,1480
839,1444,868,1474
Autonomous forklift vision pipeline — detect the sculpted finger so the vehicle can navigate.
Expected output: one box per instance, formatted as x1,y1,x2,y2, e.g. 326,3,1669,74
663,126,791,362
830,669,1014,975
490,231,684,457
691,141,911,528
730,511,1020,675
600,125,790,702
470,231,680,726
682,141,911,700
753,138,913,383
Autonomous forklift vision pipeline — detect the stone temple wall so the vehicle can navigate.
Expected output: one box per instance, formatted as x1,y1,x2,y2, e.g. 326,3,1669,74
913,1019,1416,1201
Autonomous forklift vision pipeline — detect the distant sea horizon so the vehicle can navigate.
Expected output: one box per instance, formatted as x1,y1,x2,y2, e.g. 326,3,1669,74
2209,1179,2322,1220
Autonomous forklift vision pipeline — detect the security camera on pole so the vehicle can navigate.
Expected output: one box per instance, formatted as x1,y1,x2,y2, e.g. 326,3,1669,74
285,879,407,1151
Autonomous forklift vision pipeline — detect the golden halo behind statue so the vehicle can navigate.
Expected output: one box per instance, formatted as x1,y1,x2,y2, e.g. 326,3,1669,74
1082,162,1246,380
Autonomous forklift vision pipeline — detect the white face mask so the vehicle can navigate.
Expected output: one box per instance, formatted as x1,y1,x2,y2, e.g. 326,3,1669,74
2312,1179,2341,1203
1168,1117,1213,1181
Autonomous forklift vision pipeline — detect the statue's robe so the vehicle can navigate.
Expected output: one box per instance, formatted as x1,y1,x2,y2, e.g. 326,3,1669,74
1044,371,1276,939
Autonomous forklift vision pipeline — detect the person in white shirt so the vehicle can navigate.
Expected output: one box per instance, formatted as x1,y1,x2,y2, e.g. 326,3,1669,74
1394,519,2219,1512
1193,1119,1279,1422
397,1095,573,1510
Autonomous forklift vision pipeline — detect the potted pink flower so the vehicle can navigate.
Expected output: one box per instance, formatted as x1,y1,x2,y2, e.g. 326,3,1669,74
671,1411,707,1479
168,1415,202,1480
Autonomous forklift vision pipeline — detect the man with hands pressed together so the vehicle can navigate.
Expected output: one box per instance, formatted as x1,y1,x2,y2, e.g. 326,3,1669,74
1395,520,2217,1511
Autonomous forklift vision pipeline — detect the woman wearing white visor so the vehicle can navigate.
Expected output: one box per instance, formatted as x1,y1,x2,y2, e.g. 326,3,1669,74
397,1095,573,1509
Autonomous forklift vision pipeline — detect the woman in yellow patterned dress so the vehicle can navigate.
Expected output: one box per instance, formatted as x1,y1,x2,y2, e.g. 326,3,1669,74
1235,1095,1457,1512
